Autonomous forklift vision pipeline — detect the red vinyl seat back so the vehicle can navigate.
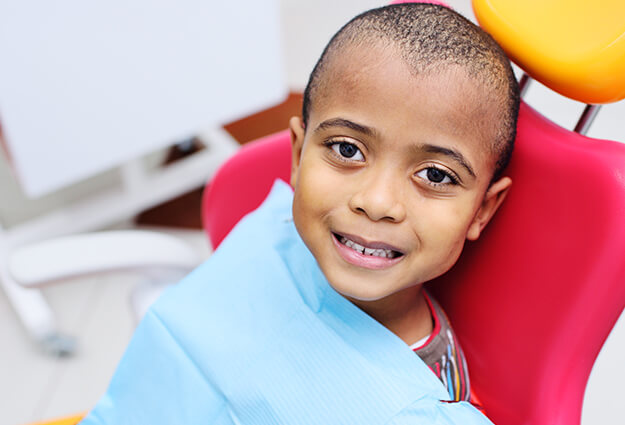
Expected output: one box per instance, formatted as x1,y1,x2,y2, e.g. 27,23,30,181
202,102,625,425
202,130,292,249
428,102,625,425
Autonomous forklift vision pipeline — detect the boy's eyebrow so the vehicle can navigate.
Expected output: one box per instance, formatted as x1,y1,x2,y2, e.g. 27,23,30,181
314,118,377,137
420,144,476,178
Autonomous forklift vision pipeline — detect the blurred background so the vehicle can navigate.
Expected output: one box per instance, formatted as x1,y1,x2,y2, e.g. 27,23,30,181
0,1,623,424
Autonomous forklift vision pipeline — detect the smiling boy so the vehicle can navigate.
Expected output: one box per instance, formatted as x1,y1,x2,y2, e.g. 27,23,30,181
290,1,518,402
81,3,518,425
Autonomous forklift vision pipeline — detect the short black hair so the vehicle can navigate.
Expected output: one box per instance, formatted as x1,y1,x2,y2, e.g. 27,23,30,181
302,3,520,181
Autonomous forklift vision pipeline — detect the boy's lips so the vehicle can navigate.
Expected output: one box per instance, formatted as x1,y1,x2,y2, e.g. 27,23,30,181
331,232,405,270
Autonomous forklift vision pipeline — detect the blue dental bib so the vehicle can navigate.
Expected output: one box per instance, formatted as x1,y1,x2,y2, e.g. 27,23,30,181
81,181,491,425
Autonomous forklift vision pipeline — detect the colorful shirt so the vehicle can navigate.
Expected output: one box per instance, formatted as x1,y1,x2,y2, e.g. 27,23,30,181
412,293,471,402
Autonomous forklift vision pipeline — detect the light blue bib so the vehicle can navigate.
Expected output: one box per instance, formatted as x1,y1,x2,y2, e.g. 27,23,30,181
81,180,492,425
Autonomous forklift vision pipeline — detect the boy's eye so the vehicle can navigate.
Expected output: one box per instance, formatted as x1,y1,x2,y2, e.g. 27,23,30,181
331,142,364,161
416,167,456,185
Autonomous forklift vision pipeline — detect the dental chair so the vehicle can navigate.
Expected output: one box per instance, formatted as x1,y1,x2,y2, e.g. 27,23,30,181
201,3,625,425
27,0,625,424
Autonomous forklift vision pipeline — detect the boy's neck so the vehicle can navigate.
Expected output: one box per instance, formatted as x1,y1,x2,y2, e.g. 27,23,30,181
348,285,433,346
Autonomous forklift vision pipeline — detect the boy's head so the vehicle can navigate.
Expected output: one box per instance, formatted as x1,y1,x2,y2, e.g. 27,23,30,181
289,3,520,311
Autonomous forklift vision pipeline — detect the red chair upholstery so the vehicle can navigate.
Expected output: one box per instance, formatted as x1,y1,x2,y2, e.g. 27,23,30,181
201,102,625,425
428,102,625,425
202,130,292,249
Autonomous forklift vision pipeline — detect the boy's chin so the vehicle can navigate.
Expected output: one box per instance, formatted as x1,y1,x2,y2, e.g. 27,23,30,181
330,283,396,304
327,274,429,307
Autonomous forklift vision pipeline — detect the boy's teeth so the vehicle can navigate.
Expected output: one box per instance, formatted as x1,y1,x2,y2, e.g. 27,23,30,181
339,236,395,258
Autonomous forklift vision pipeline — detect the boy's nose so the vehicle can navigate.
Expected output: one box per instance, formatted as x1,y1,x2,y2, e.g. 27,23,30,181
348,170,406,223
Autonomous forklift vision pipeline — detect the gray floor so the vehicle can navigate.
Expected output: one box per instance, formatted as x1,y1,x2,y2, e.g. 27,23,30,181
1,274,136,423
1,227,211,425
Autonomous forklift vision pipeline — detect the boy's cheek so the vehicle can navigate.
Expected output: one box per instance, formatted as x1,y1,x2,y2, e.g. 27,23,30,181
411,195,478,228
297,159,346,200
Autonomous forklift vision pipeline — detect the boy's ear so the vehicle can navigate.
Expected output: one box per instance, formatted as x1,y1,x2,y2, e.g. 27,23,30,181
466,176,512,241
289,116,306,188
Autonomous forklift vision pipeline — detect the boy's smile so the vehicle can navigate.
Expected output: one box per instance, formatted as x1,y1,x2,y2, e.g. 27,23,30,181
290,45,510,323
333,231,404,267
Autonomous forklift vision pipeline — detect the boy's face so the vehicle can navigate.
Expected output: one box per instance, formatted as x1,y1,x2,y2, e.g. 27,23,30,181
290,45,510,312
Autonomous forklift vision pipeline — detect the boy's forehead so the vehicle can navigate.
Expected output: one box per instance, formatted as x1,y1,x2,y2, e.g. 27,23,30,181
319,43,399,96
315,44,499,136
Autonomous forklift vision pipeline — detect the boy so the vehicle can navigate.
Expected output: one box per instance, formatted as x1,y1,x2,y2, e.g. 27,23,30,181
81,3,519,424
